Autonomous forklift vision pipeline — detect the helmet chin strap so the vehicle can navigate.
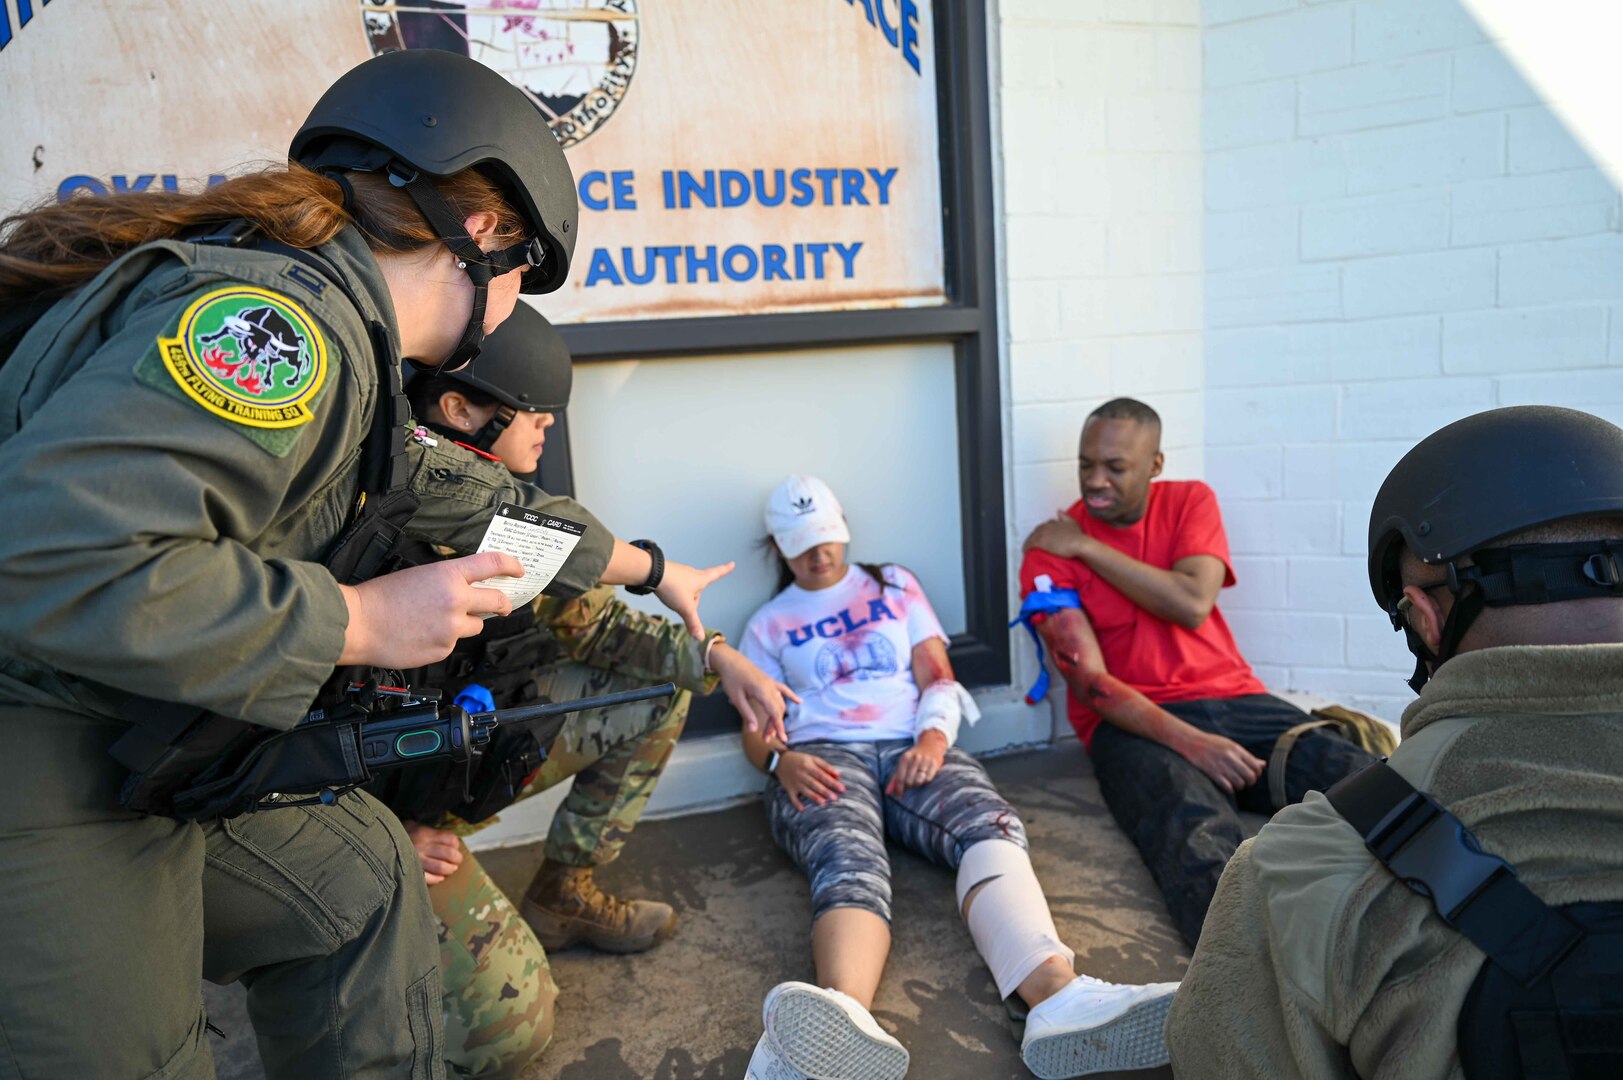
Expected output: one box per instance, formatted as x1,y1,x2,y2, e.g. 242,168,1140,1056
424,409,515,454
467,406,516,453
1399,630,1434,695
386,163,544,370
1394,539,1623,693
1395,578,1485,694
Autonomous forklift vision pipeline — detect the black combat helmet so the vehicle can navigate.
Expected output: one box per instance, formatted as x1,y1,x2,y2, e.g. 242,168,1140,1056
410,303,573,454
1368,405,1623,690
290,50,577,366
443,303,572,414
291,49,576,292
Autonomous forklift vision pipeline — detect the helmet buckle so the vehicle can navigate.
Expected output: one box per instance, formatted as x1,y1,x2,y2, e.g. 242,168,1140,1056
386,162,419,188
1583,552,1621,587
1391,596,1412,632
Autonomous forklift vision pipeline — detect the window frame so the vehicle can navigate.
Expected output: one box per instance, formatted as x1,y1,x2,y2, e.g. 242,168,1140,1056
546,0,1010,710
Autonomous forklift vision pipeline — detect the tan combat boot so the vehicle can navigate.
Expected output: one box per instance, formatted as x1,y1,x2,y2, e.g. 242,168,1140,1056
520,861,676,954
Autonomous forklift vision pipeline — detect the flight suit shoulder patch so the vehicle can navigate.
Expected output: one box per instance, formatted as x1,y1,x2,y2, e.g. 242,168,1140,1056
134,284,331,456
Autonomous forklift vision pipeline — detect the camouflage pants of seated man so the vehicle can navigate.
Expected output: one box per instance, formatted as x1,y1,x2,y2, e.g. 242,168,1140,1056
430,663,690,1078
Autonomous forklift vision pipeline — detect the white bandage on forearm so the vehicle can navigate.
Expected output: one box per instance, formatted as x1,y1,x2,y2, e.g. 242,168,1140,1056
915,679,981,747
956,839,1074,999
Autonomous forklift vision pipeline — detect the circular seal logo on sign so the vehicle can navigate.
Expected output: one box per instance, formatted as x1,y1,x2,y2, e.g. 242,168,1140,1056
155,286,328,429
360,0,639,149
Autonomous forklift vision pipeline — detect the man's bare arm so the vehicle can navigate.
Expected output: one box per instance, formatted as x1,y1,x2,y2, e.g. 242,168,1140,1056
1037,607,1263,792
1037,608,1198,746
1024,514,1225,629
1086,548,1226,630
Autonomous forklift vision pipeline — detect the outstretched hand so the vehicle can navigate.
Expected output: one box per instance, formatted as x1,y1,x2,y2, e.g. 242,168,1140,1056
656,559,735,639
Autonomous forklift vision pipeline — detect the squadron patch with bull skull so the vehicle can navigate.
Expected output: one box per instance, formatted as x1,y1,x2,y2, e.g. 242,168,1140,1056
154,286,328,431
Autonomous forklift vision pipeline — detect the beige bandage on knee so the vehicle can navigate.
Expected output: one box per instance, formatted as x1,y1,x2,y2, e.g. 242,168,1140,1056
955,838,1074,999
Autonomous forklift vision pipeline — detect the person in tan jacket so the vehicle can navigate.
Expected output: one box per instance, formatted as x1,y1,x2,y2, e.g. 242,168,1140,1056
1167,405,1623,1079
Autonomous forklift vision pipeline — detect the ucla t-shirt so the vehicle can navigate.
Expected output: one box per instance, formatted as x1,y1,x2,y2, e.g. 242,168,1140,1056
740,565,948,744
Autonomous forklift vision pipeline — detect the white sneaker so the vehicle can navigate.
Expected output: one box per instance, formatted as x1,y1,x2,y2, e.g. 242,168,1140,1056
745,1031,807,1080
1019,977,1179,1078
761,981,910,1080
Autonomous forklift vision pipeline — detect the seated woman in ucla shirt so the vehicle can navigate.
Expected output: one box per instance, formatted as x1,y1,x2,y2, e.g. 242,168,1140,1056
735,476,1177,1080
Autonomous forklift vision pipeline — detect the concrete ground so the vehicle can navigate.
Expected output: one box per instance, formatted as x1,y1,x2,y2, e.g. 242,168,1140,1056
205,743,1197,1079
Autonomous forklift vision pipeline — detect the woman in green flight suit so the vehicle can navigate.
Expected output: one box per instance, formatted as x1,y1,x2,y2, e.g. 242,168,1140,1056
0,51,726,1080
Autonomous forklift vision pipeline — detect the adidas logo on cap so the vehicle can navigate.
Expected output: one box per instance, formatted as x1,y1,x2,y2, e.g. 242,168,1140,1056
766,475,851,559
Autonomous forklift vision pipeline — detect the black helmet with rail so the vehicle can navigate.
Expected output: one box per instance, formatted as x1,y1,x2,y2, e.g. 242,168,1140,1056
1368,405,1623,690
409,303,572,454
290,50,577,364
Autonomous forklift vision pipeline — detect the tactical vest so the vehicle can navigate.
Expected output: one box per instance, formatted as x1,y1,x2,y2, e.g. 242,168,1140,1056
393,531,562,710
1327,762,1623,1079
363,531,565,825
83,223,422,817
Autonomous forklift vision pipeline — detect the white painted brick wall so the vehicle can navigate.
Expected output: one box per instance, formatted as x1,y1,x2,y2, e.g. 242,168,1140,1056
1206,7,1351,88
1202,0,1623,721
1298,57,1449,137
1352,0,1485,62
1300,191,1450,260
998,0,1205,734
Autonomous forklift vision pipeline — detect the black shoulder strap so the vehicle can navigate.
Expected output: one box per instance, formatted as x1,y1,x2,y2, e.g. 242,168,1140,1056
1326,761,1585,987
0,292,62,371
233,235,419,588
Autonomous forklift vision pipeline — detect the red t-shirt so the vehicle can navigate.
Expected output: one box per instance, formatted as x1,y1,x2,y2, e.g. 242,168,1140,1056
1018,480,1265,748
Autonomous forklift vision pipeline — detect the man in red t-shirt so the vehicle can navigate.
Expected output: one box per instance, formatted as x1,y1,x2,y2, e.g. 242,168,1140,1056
1017,398,1374,948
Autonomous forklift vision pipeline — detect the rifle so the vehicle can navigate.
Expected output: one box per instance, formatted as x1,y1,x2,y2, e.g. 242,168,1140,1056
139,680,676,821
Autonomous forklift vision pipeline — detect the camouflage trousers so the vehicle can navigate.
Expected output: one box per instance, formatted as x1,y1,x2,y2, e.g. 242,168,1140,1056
431,663,690,1078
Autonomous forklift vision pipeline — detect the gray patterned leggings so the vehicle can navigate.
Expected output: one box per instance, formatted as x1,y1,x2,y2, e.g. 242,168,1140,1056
765,739,1029,923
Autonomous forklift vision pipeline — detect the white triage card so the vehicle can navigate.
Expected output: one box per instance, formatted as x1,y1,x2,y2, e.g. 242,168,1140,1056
474,502,586,610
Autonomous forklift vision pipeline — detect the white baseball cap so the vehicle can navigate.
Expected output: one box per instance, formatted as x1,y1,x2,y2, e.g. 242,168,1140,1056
766,475,851,559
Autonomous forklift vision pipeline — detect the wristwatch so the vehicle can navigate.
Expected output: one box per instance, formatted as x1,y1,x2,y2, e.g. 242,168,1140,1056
765,749,782,776
625,538,665,596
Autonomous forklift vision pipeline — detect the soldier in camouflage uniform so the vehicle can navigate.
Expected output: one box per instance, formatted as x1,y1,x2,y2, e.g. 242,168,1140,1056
381,307,795,1078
